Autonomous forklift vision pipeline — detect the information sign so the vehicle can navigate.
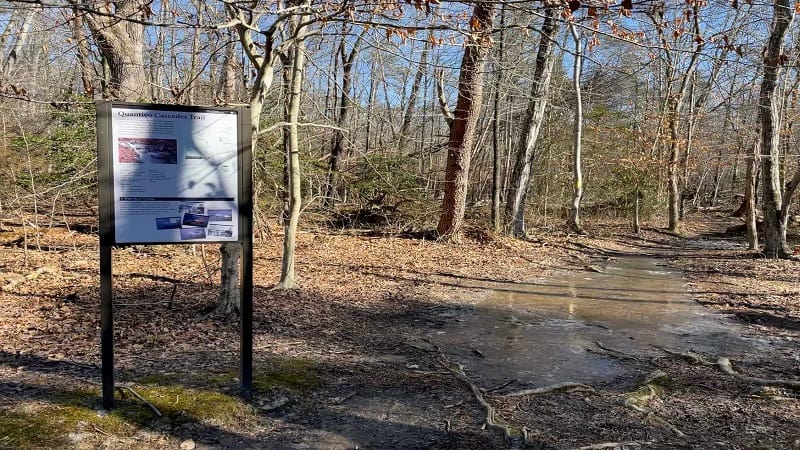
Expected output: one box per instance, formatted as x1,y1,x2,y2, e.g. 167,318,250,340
109,105,240,243
96,102,254,410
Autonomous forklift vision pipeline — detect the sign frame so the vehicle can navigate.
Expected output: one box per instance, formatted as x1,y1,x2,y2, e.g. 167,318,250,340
97,101,254,409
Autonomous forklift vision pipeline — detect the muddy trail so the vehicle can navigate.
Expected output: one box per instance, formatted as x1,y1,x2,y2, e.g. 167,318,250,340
0,212,799,449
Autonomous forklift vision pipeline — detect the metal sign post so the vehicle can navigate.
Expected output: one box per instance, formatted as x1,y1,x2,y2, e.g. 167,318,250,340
96,102,253,409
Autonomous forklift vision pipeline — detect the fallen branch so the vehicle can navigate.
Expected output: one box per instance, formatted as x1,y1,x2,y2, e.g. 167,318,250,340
501,382,594,398
1,266,56,292
645,412,685,438
85,380,162,417
116,385,162,417
485,379,516,393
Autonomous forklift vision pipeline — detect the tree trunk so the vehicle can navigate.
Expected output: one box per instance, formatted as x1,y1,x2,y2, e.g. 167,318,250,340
567,22,584,235
324,29,365,207
666,97,681,233
216,37,244,315
649,3,703,234
220,31,237,103
745,142,759,250
490,3,506,234
504,7,559,238
399,39,430,150
69,10,95,97
276,8,309,289
365,58,377,154
1,7,36,79
759,0,794,258
436,1,496,241
216,4,283,312
633,186,641,234
83,1,148,101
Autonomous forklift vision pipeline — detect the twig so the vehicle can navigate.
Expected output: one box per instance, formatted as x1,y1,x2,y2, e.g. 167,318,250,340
116,385,162,417
501,382,594,398
485,379,516,393
422,337,441,352
444,399,465,409
91,424,113,437
83,380,162,417
403,342,438,353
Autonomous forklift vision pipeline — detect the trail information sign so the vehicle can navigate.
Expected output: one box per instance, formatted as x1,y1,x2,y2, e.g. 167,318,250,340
109,105,241,243
97,102,253,409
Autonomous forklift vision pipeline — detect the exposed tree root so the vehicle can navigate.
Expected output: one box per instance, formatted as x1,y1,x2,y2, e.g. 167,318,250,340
623,371,685,438
591,341,643,362
577,441,653,450
439,359,521,448
501,382,594,398
717,357,800,390
652,346,713,366
655,347,800,390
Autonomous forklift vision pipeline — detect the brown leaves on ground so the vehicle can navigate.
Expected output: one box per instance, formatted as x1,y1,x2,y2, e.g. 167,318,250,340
0,211,799,448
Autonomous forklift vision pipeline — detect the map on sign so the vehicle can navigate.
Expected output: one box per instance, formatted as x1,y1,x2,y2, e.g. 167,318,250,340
110,106,240,243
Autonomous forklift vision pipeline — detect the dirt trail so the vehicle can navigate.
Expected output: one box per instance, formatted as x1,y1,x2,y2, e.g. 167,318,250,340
0,212,799,449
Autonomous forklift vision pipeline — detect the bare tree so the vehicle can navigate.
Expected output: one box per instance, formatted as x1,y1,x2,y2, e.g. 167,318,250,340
648,1,704,234
216,0,290,311
759,0,795,258
567,20,584,235
275,0,311,289
504,6,559,238
324,27,366,207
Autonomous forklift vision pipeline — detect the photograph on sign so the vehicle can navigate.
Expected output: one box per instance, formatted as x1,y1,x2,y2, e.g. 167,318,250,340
110,106,240,243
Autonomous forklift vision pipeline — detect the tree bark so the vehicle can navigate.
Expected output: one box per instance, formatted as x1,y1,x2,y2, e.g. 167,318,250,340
504,7,559,238
436,1,496,241
69,9,95,97
759,0,794,258
82,0,148,101
215,36,243,314
220,30,238,103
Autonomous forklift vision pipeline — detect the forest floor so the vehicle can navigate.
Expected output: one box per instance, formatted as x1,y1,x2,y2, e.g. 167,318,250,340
0,209,799,449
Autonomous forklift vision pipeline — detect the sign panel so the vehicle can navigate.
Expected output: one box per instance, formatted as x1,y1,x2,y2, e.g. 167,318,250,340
110,105,240,243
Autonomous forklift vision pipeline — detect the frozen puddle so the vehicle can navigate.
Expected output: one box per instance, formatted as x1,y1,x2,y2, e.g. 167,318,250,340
433,257,761,387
